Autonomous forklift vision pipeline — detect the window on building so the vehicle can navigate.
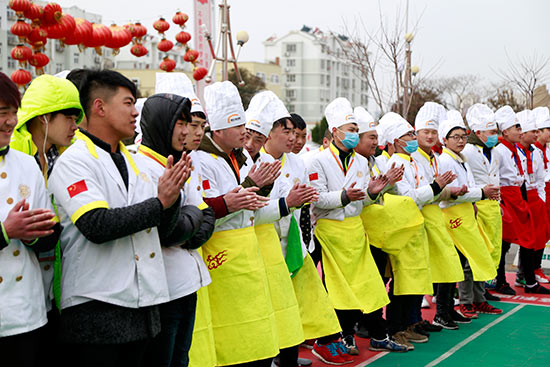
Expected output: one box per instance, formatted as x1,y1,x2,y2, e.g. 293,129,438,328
74,53,79,64
7,59,16,69
288,104,295,111
287,74,296,83
56,63,63,74
320,75,324,84
327,77,330,87
352,79,356,89
256,72,266,82
270,74,280,84
286,89,296,99
321,59,325,69
286,44,296,53
286,59,295,67
336,77,340,87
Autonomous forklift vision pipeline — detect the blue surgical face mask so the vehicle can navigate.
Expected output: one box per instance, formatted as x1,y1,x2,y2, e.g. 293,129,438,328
402,139,419,154
338,129,359,150
484,134,498,148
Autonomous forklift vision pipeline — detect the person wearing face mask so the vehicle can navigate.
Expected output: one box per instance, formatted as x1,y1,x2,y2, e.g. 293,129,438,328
462,104,504,307
438,111,500,320
411,103,465,331
380,112,453,348
532,106,550,284
11,73,84,358
514,110,550,294
307,98,390,359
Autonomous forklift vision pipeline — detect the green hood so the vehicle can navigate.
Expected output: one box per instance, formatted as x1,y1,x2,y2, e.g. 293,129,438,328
11,74,84,155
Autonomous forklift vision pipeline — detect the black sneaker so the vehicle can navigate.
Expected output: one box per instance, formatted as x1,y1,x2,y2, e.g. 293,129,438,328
433,314,459,330
412,322,429,337
342,334,359,355
525,282,550,294
484,289,500,301
495,283,516,295
420,320,442,332
450,309,472,324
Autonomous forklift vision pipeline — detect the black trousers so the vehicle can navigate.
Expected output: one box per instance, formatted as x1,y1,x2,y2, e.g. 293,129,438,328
386,280,414,335
496,241,511,286
535,248,545,269
278,345,299,367
519,246,537,285
435,283,456,316
0,327,41,367
62,339,151,367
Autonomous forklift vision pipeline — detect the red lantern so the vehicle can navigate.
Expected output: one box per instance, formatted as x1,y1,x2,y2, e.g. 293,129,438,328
130,43,148,57
42,2,62,25
105,24,132,55
172,12,189,27
133,22,147,39
11,69,32,88
193,67,208,81
23,3,43,23
183,49,199,62
29,51,49,75
160,57,176,72
10,19,32,42
63,18,93,50
157,39,173,53
153,18,170,34
83,23,112,55
9,0,31,17
27,26,48,50
10,44,33,66
175,31,191,45
45,13,75,39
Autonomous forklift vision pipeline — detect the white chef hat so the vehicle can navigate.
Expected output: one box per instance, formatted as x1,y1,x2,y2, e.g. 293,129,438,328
415,102,444,131
325,97,357,131
354,106,376,134
533,106,550,129
439,110,466,144
204,81,246,131
245,90,290,137
54,70,71,79
156,72,204,114
378,112,414,144
494,105,519,132
517,109,537,133
466,103,496,132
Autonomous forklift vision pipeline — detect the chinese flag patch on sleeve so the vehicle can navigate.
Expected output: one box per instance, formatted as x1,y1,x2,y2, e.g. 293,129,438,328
309,173,319,181
67,179,88,198
202,179,211,190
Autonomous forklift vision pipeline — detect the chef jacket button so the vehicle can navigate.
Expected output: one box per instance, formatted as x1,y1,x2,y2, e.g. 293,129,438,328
146,228,151,233
285,173,290,178
0,276,2,283
197,186,201,191
135,254,139,261
150,252,156,258
6,197,13,205
13,250,20,257
44,264,51,271
0,172,6,179
16,275,22,282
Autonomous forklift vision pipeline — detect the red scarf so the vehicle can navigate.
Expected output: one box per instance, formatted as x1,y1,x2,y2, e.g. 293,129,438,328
517,143,533,175
500,139,524,176
535,141,548,170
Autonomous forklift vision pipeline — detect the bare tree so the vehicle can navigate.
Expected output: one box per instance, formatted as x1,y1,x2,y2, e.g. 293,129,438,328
493,51,549,109
426,74,483,114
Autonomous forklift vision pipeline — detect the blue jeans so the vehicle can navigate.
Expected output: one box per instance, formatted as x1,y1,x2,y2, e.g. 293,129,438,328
149,292,198,367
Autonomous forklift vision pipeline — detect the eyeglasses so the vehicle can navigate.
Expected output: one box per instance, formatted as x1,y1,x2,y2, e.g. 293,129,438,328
447,135,468,141
402,131,417,138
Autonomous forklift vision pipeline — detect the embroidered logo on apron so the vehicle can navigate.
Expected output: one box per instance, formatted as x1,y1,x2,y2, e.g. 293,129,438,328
139,172,150,183
207,250,228,270
18,184,31,199
449,217,463,229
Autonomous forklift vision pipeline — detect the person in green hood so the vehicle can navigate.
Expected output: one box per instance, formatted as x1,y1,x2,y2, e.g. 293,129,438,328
10,73,84,360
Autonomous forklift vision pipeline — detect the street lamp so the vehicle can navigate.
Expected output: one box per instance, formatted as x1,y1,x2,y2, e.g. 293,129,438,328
203,0,248,85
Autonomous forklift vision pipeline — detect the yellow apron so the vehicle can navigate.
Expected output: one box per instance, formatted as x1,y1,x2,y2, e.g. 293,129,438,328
442,203,497,281
361,194,425,256
291,253,342,339
475,200,502,268
315,216,389,313
255,224,304,349
421,204,464,283
202,226,278,366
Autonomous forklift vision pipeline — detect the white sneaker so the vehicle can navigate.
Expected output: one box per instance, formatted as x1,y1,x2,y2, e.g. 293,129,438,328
432,296,437,303
421,296,430,308
454,298,460,306
535,272,550,284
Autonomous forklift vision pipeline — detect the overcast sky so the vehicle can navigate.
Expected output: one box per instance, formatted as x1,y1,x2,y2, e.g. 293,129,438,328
58,0,549,84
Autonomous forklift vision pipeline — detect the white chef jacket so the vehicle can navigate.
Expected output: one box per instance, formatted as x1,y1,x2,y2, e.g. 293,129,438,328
386,152,434,209
462,143,500,187
0,148,49,337
139,149,211,301
48,134,170,309
517,143,546,201
493,142,525,187
533,143,550,183
439,148,483,209
307,144,376,222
